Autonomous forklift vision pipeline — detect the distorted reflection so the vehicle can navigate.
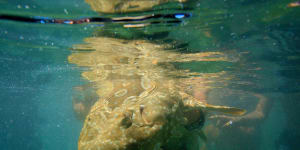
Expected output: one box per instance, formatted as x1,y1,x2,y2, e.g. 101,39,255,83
1,0,298,149
67,0,283,150
86,0,187,13
68,36,246,150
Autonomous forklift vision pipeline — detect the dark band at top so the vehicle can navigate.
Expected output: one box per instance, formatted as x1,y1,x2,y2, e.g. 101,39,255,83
0,13,191,25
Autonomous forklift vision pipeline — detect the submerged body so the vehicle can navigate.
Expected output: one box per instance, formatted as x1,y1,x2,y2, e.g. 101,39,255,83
68,37,245,150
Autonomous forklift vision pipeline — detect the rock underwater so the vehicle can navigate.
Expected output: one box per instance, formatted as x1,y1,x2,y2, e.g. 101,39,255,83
68,37,246,150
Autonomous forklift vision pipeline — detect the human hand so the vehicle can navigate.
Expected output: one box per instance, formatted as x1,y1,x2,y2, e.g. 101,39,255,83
208,111,264,134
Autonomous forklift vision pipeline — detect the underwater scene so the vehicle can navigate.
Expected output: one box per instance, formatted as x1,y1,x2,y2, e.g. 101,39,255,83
0,0,300,150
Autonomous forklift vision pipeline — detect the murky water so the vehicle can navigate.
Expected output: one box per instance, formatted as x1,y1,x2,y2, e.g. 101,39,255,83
1,0,300,150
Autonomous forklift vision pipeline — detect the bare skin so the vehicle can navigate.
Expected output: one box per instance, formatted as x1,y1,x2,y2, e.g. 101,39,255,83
192,87,273,150
209,93,272,132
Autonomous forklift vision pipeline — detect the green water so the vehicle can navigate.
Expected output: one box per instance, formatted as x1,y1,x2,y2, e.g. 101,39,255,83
0,0,300,150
